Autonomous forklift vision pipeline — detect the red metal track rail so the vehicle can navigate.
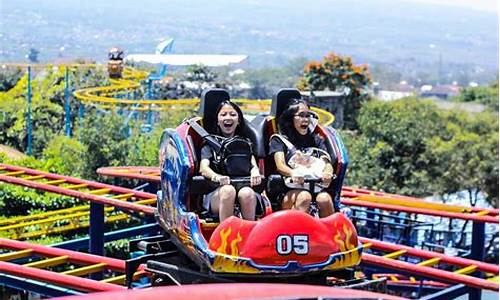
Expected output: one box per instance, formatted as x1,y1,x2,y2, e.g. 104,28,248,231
1,164,498,292
0,238,126,270
361,237,499,291
0,238,143,292
361,253,498,291
361,237,499,274
97,166,160,182
0,261,125,292
341,198,498,223
342,186,498,216
0,164,155,215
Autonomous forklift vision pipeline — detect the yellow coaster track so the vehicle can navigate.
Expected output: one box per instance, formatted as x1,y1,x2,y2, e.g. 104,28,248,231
72,66,335,125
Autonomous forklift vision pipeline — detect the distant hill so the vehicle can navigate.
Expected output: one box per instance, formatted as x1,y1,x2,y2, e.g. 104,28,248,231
1,0,498,81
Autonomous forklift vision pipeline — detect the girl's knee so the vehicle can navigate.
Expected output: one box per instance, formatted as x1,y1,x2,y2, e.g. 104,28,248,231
239,188,256,206
297,191,312,203
219,185,236,198
295,191,312,209
238,187,255,200
316,193,332,205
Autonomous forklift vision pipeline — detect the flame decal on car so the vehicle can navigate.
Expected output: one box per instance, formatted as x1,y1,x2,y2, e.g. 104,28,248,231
325,224,362,270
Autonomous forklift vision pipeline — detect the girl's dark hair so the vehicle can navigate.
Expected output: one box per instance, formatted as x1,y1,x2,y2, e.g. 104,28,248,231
278,98,311,143
208,100,245,136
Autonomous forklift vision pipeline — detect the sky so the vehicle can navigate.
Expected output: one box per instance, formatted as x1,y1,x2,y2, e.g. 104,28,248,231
407,0,498,12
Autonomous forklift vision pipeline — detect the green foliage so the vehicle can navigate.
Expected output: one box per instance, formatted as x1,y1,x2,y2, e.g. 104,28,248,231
425,111,498,206
29,236,65,246
0,184,85,217
0,154,86,217
454,80,499,111
124,127,161,167
184,65,218,82
105,239,131,259
297,52,372,129
345,98,499,207
75,113,130,179
0,68,65,153
0,66,109,155
42,135,87,177
345,98,445,196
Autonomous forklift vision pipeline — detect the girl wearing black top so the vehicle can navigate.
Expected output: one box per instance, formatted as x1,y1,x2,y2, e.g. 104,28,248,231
269,99,335,217
199,101,262,221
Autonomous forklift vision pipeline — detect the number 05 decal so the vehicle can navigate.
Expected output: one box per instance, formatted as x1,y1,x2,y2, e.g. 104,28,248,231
276,234,309,255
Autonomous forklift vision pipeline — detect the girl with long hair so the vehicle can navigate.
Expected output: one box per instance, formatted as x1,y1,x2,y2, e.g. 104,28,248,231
269,99,335,217
199,100,262,221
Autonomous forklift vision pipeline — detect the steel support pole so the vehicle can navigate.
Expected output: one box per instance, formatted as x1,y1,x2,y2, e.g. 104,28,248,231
26,66,32,155
469,221,485,300
64,67,71,137
77,102,84,140
89,202,105,280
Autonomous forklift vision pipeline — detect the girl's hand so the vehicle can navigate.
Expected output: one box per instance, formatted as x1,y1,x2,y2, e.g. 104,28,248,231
250,168,261,187
291,171,305,185
321,172,333,187
213,175,230,185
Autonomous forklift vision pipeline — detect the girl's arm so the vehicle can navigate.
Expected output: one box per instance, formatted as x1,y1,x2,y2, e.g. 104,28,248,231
251,156,259,173
323,161,334,175
250,156,261,186
274,151,295,177
200,159,221,182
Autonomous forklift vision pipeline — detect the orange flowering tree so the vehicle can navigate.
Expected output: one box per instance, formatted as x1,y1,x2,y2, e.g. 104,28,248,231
297,52,372,129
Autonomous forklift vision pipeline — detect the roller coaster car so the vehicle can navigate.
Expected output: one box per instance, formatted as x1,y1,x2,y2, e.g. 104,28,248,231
107,46,124,79
127,89,362,286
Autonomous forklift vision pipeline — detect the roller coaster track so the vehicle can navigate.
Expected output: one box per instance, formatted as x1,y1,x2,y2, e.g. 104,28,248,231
96,166,499,224
360,237,498,291
0,205,129,240
0,163,497,292
4,63,331,122
0,238,146,293
0,164,156,240
69,65,335,125
0,237,496,293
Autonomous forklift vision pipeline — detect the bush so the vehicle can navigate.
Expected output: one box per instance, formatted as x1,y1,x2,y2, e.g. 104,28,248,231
42,135,87,177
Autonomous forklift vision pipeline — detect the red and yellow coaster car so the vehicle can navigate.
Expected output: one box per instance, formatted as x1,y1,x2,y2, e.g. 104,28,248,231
157,88,361,276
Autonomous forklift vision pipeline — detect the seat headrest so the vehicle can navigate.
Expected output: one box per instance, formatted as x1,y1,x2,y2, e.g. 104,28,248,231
271,88,302,119
199,88,230,130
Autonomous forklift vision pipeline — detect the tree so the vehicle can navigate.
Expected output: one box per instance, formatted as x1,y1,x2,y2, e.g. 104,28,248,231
344,98,445,196
0,66,110,155
0,67,68,154
42,135,87,177
426,111,498,207
297,52,372,129
184,65,217,82
344,98,499,208
454,79,499,111
76,113,131,179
